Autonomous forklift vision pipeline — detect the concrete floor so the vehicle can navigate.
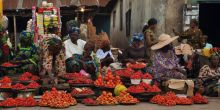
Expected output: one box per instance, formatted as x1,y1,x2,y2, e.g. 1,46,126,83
1,97,219,110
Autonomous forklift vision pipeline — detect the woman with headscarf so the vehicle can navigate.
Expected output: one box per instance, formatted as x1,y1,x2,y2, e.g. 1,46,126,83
121,33,147,65
197,53,220,96
64,20,86,73
13,31,38,73
151,34,186,81
143,18,158,59
39,25,66,84
96,40,114,67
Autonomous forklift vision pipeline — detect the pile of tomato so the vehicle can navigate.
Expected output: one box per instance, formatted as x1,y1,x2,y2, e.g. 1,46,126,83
82,98,98,105
1,62,16,67
142,73,153,79
127,82,161,93
130,71,143,79
0,97,37,107
115,68,134,78
39,88,77,108
116,91,139,104
71,88,94,95
19,72,40,81
68,78,93,84
12,82,40,90
127,85,145,93
63,73,88,79
127,63,146,69
0,76,12,88
96,91,118,105
150,92,193,106
26,82,41,89
191,93,208,104
95,70,122,88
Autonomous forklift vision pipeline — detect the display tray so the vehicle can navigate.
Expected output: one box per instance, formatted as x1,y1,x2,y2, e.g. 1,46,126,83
18,88,38,92
72,93,95,98
0,64,20,69
0,88,12,92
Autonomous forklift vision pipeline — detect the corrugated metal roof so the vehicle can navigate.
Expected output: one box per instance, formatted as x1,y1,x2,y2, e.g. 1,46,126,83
3,0,111,10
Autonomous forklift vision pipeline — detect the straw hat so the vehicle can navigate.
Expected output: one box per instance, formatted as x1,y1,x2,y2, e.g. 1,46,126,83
151,34,179,50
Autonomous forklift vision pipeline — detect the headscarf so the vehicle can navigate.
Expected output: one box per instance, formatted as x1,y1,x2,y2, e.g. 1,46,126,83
20,31,33,40
130,33,144,45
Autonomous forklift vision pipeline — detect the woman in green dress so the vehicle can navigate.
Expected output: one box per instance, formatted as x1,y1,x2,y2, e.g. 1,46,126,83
14,31,38,73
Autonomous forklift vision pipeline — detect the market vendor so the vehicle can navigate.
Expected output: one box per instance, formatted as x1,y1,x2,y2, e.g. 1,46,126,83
151,34,186,81
0,24,12,64
197,53,220,96
173,19,203,49
64,21,86,73
13,31,38,73
143,18,158,59
96,39,114,67
39,25,66,84
121,33,147,65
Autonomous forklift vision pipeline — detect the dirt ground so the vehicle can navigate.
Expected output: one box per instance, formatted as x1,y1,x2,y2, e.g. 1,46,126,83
1,97,219,110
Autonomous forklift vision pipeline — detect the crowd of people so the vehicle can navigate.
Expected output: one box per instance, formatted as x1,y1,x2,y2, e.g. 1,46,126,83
0,18,219,97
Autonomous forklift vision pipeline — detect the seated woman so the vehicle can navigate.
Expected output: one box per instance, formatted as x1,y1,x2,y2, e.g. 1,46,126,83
151,34,186,81
14,31,38,73
121,33,147,65
198,54,220,96
64,21,86,73
96,40,114,67
39,25,66,84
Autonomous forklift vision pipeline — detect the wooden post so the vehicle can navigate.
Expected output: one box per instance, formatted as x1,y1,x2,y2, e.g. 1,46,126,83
13,15,17,51
0,0,3,22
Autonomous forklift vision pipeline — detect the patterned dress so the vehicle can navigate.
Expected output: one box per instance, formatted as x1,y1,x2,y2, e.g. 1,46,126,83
39,34,66,77
152,50,186,81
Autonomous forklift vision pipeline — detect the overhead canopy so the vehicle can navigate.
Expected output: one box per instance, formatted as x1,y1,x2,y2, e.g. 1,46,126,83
3,0,111,10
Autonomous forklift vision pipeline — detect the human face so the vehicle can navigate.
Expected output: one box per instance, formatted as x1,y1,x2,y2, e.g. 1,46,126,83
190,22,197,29
210,56,219,67
48,42,62,55
161,44,173,52
70,32,79,43
132,41,141,48
150,24,157,32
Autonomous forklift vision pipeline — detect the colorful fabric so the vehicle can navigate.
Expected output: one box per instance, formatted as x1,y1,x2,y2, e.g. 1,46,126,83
40,34,66,76
96,49,115,60
199,65,220,79
152,50,186,80
64,39,86,59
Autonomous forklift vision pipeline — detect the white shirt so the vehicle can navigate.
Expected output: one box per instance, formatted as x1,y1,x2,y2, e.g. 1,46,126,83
96,49,115,60
64,39,86,59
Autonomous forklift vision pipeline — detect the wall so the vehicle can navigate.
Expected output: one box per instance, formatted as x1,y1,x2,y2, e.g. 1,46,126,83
110,0,185,49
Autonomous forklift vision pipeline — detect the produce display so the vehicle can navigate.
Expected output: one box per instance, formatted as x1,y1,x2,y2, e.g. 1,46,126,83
145,85,161,93
1,62,17,67
0,76,12,88
115,68,134,78
150,92,193,106
71,88,94,95
127,63,146,69
95,70,122,88
68,78,93,85
142,73,153,79
39,88,77,108
0,97,38,107
130,71,142,79
192,93,208,104
127,85,145,93
96,91,118,105
19,72,40,81
63,73,88,79
82,98,98,105
12,83,27,90
116,92,139,104
26,82,41,89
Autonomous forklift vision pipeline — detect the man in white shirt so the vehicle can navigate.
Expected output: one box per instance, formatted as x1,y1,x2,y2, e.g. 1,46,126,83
64,27,86,59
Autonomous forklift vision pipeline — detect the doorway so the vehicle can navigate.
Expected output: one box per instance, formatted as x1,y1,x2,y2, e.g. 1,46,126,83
199,3,220,47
